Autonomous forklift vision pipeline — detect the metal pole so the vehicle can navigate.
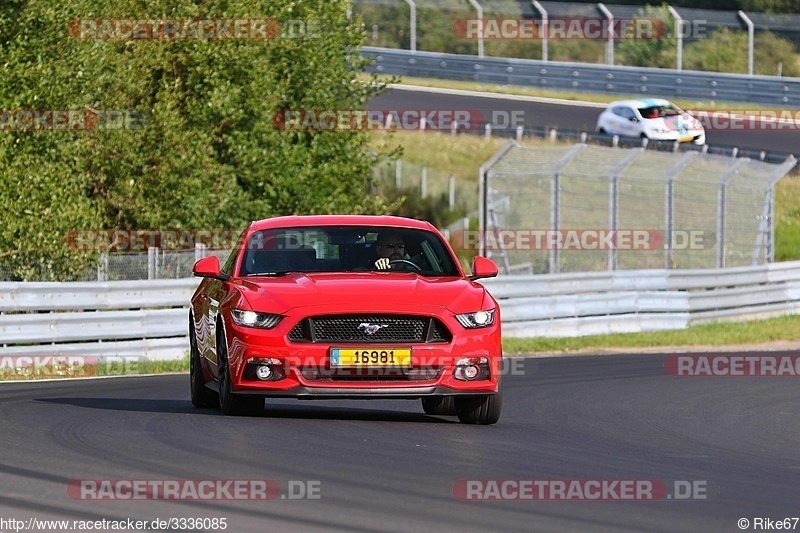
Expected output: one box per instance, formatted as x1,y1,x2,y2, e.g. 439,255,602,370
449,175,455,211
716,159,748,268
598,3,614,65
550,170,560,274
532,0,548,62
663,152,697,269
466,0,484,57
549,144,586,273
738,11,754,76
478,140,517,257
403,0,417,52
396,159,401,188
667,6,683,71
421,167,427,199
608,149,644,270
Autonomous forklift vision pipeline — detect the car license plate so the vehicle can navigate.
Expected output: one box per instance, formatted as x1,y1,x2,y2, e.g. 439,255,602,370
330,348,412,367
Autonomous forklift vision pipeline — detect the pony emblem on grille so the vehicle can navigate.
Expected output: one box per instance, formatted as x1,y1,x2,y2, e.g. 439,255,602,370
358,322,389,335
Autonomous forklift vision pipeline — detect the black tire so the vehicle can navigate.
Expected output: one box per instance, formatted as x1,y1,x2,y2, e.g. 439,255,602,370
217,330,263,416
421,396,457,416
190,315,216,408
454,386,502,425
598,127,607,134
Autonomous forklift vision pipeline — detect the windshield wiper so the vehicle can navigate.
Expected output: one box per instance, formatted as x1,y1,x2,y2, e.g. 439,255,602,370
245,271,291,277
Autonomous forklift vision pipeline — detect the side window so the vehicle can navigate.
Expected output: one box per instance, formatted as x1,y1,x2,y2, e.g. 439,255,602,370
221,228,247,276
221,248,239,276
620,107,636,120
612,106,628,118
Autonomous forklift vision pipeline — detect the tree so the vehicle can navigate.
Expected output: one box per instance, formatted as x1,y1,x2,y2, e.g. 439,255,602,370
0,0,391,280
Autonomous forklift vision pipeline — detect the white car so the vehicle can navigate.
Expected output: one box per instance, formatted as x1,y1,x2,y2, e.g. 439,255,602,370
596,98,705,145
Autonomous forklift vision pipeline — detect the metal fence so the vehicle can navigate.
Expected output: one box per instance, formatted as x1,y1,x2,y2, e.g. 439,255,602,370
2,261,799,358
372,158,478,213
485,259,800,337
363,47,800,106
0,248,231,283
479,141,797,274
353,0,800,75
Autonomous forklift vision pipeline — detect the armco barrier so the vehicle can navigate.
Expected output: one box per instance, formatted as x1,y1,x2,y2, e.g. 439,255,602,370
480,260,800,337
0,279,198,360
1,262,799,359
362,47,800,107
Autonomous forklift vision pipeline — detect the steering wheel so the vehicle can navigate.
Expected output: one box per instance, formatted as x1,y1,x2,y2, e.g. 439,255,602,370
389,259,422,272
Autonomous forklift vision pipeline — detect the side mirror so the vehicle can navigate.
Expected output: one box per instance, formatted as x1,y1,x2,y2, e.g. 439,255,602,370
193,256,223,278
469,256,498,280
630,117,639,122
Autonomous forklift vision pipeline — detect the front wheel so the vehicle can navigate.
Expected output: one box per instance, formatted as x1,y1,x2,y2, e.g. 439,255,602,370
190,317,216,408
217,331,263,416
421,396,456,416
454,386,502,425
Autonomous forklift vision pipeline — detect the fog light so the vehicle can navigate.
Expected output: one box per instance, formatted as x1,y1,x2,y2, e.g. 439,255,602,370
463,365,479,380
453,357,490,381
244,357,285,381
255,365,273,380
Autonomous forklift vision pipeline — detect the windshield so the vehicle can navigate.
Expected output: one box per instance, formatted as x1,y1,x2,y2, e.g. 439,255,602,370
638,104,681,119
238,226,460,277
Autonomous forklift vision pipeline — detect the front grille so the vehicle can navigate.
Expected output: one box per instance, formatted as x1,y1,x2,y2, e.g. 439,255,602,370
287,315,452,343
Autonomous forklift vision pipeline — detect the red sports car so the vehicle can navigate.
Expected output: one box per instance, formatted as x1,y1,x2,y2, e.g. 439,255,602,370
189,215,502,424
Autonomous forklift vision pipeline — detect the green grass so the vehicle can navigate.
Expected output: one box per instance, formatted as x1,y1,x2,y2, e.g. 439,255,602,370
503,315,800,354
0,354,189,381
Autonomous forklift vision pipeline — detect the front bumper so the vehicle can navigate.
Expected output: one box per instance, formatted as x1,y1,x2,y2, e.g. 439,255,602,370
223,306,502,397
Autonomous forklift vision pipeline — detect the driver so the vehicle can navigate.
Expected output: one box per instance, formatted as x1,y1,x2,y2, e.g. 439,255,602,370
373,232,408,271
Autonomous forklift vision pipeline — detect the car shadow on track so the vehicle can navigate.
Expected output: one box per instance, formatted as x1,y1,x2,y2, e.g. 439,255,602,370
34,397,456,423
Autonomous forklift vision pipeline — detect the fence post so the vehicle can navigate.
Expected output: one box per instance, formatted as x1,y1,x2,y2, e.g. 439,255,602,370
97,253,109,282
716,159,748,268
449,175,455,210
396,159,401,188
608,148,644,270
403,0,416,52
664,152,697,269
421,167,427,199
148,247,159,280
195,242,207,263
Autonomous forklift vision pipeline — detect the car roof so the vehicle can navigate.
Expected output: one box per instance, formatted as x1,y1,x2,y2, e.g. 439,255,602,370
609,98,672,108
248,215,438,232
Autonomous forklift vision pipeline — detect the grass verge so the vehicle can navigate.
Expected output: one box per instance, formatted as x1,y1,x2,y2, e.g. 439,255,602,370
503,315,800,355
0,354,190,381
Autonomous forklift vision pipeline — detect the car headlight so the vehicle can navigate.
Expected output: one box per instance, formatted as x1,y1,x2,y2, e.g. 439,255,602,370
455,309,496,329
231,309,282,329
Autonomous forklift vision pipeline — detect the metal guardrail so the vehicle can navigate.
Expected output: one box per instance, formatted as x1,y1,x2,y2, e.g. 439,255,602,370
480,260,800,337
363,47,800,107
1,262,799,358
0,279,198,360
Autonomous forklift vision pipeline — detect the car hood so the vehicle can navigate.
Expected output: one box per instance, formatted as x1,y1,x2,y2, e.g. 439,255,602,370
648,115,703,131
235,272,487,315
